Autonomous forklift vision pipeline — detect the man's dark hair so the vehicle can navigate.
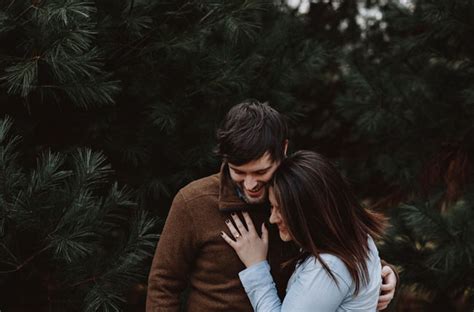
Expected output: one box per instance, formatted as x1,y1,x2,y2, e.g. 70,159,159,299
216,99,288,165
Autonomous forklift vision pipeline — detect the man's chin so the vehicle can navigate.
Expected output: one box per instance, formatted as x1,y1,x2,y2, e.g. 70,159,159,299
243,192,267,204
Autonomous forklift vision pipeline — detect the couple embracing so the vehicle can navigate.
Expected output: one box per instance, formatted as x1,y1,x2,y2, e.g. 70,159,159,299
147,100,398,311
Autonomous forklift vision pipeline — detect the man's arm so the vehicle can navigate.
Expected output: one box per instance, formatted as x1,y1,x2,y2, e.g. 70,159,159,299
378,262,399,311
146,191,197,312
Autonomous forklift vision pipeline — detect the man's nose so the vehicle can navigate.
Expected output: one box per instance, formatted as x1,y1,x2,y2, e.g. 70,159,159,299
244,176,258,190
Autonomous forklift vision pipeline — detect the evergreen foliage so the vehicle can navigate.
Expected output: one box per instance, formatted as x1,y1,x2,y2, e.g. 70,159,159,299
329,0,474,309
0,0,329,309
1,0,327,215
0,117,159,311
0,0,120,108
1,0,473,310
381,196,474,308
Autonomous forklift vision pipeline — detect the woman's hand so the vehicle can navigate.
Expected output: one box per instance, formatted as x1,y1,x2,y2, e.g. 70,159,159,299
221,212,269,268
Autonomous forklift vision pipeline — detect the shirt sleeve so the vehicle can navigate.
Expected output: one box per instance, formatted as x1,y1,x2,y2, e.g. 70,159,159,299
239,258,351,312
146,191,197,312
239,261,282,311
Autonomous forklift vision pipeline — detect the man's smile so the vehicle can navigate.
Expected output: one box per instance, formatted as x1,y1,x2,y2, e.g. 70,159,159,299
245,184,265,197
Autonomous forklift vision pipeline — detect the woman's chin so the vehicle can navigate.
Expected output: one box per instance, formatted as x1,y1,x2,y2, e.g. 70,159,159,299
279,231,292,242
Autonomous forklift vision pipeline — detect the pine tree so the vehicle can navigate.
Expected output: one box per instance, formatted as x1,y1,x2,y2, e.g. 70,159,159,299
0,0,331,309
0,0,328,214
3,0,472,310
330,0,474,310
0,116,159,311
0,0,120,108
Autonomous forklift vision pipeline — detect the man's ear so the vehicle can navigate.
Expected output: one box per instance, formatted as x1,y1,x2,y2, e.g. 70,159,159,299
283,139,289,157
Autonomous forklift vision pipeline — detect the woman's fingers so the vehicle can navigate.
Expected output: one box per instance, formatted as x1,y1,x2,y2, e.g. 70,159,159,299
231,213,248,235
220,231,237,248
221,213,269,268
225,218,241,239
242,212,256,233
223,212,266,244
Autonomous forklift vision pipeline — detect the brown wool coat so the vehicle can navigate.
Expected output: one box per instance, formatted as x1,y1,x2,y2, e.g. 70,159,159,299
146,164,294,312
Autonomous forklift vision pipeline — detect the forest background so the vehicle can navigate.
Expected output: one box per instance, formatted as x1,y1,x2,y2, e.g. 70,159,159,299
0,0,473,311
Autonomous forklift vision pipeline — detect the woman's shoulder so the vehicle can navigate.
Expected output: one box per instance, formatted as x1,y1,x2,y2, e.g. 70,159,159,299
297,253,353,290
299,251,347,272
298,236,381,285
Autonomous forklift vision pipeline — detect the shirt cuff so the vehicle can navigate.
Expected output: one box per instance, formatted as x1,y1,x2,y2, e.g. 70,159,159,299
238,260,273,291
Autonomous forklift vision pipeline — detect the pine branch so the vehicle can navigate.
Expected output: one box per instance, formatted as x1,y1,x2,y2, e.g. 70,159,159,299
71,148,113,190
1,58,39,97
0,245,49,274
49,229,97,263
399,203,455,243
37,0,96,27
81,210,158,311
59,76,120,108
382,192,474,297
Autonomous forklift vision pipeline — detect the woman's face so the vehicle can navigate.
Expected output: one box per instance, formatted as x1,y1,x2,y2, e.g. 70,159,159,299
268,187,292,242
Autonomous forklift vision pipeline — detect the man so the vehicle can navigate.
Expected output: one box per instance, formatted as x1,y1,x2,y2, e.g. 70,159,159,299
146,100,397,311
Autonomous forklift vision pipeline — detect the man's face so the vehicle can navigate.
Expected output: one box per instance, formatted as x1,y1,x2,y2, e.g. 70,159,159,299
228,152,279,204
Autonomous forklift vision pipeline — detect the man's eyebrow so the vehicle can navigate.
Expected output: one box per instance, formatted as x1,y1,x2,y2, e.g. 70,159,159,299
228,165,243,172
252,166,273,173
228,165,273,173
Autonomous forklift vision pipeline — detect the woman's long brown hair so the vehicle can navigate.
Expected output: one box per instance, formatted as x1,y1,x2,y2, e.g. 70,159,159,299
271,150,385,294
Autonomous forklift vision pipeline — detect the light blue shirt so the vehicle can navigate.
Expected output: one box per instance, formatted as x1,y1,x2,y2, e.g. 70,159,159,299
239,236,381,312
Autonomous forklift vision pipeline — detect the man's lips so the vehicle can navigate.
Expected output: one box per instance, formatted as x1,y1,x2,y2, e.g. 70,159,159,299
245,186,264,197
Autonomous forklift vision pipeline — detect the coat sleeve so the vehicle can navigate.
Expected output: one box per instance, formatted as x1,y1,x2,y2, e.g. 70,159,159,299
146,191,197,312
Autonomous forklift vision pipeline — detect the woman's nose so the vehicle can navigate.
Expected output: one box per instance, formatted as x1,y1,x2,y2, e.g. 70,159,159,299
269,208,279,224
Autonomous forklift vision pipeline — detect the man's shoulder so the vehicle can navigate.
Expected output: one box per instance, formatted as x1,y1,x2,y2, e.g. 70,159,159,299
178,173,220,201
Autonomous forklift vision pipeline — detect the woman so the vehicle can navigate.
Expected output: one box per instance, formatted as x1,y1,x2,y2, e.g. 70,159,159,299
221,151,385,311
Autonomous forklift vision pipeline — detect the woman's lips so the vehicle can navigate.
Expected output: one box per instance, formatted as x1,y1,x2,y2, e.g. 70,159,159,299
276,223,288,233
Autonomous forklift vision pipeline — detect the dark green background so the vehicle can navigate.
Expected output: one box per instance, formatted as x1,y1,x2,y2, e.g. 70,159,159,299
1,0,473,311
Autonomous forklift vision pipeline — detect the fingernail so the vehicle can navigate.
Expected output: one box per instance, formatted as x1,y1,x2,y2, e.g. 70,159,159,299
225,219,230,223
220,231,224,236
231,212,236,216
